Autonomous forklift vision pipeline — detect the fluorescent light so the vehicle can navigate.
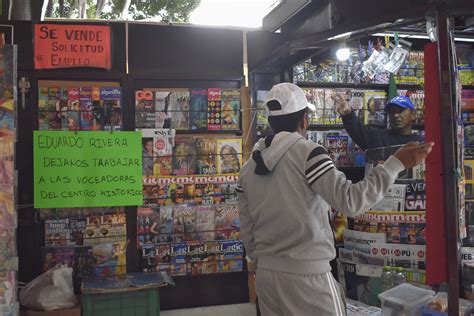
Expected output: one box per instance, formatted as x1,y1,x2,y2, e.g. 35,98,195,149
336,48,350,61
327,31,352,41
372,32,474,42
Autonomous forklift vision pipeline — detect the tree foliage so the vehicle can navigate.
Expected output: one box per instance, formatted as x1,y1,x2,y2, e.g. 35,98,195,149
44,0,201,22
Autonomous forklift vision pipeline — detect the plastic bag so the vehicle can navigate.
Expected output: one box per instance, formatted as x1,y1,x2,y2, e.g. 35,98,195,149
19,266,77,311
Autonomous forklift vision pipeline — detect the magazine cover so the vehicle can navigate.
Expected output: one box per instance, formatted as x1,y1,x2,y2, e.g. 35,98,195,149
256,90,270,135
196,206,215,241
216,138,242,174
323,89,342,125
370,183,406,212
54,246,75,267
0,186,15,229
170,242,187,276
364,90,387,126
186,240,205,275
0,271,16,308
158,206,174,243
202,241,221,274
215,205,240,240
168,89,190,131
398,89,425,126
190,89,208,131
396,179,426,211
326,135,350,167
154,90,171,128
369,243,426,269
137,207,159,248
347,90,366,123
74,246,94,285
142,245,157,272
172,136,197,175
68,218,86,246
196,136,217,175
304,88,325,125
153,129,175,156
221,89,240,130
141,134,154,177
101,87,122,131
207,88,222,131
156,243,171,273
84,216,101,246
135,90,156,128
45,219,69,247
92,241,127,277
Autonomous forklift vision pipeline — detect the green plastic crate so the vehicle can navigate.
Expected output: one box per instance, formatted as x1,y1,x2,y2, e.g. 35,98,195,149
82,287,160,316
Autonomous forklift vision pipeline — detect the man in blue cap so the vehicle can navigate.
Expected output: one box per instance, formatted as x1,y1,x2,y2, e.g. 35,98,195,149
334,94,424,150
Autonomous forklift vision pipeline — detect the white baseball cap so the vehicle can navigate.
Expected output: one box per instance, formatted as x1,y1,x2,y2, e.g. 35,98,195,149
265,83,316,117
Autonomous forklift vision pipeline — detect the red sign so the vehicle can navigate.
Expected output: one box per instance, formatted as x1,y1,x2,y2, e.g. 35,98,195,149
34,24,111,70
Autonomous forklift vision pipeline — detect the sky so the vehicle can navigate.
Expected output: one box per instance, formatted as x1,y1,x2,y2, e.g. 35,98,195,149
189,0,277,28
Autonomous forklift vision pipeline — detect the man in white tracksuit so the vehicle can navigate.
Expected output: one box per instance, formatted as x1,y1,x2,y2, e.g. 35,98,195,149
236,83,433,316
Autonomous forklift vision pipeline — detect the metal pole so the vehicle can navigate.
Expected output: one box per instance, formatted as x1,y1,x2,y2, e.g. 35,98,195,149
436,4,460,315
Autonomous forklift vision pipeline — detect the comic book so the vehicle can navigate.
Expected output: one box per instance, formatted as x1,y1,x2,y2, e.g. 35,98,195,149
304,88,325,125
326,135,350,167
256,90,271,135
190,89,208,131
221,89,240,130
216,138,242,174
196,206,215,241
135,90,156,128
207,88,222,131
0,271,16,307
101,87,122,131
172,136,197,175
170,242,187,276
196,136,217,175
167,89,190,131
370,183,406,212
0,186,15,229
157,206,173,243
68,218,86,246
396,179,426,211
364,90,387,126
156,243,171,273
45,219,69,247
215,205,240,240
398,89,425,126
187,240,205,275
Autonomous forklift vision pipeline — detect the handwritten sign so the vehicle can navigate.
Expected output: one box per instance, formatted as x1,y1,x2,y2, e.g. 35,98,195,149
34,24,111,69
34,131,142,208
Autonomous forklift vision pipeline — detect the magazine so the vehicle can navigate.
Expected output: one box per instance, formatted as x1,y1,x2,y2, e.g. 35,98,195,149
156,243,171,273
155,90,172,128
216,138,242,174
215,204,240,240
369,243,426,270
348,90,366,123
221,89,240,130
186,240,205,275
135,90,156,128
172,136,197,175
323,89,342,125
190,89,208,131
0,186,15,229
92,241,127,277
101,87,122,131
207,88,222,131
84,216,101,246
168,90,190,131
45,219,69,247
256,90,270,135
0,271,16,307
370,183,406,212
196,136,217,175
196,206,216,241
158,206,174,243
170,242,187,276
304,88,325,125
202,241,221,274
326,135,350,167
137,207,159,248
364,90,387,126
68,218,86,246
396,179,426,211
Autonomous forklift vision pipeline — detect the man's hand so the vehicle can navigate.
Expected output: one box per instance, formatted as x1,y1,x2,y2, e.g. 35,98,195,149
331,93,352,116
394,142,435,169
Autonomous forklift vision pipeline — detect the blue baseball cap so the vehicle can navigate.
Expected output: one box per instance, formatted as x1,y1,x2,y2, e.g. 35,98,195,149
384,95,415,111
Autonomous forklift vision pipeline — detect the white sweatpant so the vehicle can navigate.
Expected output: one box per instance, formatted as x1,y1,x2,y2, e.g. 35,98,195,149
256,268,346,316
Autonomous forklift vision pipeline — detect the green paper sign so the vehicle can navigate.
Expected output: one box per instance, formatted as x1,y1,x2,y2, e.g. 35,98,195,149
34,131,143,208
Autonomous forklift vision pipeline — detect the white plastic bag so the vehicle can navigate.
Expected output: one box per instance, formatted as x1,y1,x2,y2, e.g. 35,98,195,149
19,266,77,311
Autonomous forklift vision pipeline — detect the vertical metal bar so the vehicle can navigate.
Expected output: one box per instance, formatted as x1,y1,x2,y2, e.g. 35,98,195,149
436,5,460,315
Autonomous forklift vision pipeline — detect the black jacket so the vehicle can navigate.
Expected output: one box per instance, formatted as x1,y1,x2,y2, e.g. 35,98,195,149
342,110,424,150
